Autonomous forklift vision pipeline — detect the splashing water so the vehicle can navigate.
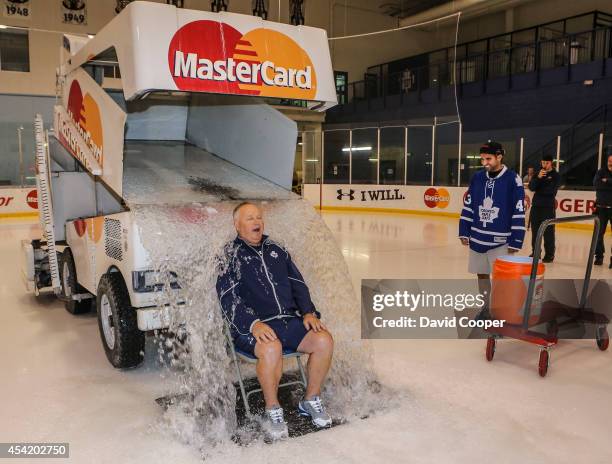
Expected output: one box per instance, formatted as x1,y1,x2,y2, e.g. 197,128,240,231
123,142,392,450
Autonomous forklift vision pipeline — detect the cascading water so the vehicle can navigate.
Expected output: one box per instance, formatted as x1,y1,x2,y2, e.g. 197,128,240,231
122,141,393,450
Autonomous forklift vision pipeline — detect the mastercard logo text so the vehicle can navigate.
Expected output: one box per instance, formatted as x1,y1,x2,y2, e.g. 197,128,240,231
424,188,450,209
168,20,317,99
62,79,104,169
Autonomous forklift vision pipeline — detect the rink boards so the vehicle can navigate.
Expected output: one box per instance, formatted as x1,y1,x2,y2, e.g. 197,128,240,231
304,184,604,230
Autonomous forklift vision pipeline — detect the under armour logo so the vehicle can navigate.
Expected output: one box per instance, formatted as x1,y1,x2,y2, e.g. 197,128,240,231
337,189,355,201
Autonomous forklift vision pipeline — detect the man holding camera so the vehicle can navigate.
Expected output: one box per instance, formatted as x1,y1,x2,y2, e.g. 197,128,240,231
528,154,560,263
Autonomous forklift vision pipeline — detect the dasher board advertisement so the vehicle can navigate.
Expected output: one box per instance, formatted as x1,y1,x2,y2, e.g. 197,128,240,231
0,188,38,216
304,184,602,223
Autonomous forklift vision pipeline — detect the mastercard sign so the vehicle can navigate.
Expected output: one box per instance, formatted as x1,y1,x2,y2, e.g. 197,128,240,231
424,188,451,209
57,78,104,174
26,189,38,209
168,20,317,100
66,80,104,166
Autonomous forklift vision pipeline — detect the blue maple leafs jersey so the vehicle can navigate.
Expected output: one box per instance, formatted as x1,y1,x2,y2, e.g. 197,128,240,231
458,166,526,253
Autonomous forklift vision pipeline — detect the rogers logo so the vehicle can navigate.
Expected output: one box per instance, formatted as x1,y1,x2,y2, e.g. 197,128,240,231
424,187,450,209
26,189,38,209
168,20,317,99
557,198,596,214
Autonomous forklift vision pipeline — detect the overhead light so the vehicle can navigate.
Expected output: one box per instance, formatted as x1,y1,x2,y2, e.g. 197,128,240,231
342,146,372,152
298,142,303,145
305,159,318,162
87,34,94,39
368,158,378,162
0,25,8,29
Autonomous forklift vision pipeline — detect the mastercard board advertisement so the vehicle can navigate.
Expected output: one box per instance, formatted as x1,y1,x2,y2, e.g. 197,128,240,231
64,2,336,107
169,20,318,100
168,6,335,105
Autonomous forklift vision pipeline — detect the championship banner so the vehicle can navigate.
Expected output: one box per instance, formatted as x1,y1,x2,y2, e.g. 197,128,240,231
61,0,87,25
3,0,30,19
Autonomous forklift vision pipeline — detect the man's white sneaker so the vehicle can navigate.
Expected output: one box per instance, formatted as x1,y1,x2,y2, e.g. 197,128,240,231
298,396,332,428
262,406,289,440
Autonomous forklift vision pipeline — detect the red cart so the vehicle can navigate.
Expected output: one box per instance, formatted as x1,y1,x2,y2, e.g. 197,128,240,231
485,214,610,377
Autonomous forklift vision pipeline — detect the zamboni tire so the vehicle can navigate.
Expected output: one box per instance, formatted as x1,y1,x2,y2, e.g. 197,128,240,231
59,248,92,315
96,272,144,368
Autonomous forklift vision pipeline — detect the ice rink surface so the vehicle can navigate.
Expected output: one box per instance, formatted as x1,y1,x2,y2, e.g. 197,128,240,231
1,212,611,463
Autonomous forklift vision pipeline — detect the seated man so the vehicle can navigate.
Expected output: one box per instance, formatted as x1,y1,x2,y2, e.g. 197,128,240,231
216,202,334,439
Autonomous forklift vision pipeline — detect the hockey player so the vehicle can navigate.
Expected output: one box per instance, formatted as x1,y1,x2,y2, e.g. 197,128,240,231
459,141,526,319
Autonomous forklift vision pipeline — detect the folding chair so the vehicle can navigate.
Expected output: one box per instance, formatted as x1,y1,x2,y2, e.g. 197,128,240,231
224,323,308,417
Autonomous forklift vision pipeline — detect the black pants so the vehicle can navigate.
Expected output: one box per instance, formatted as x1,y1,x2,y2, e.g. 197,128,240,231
530,206,556,258
595,206,612,259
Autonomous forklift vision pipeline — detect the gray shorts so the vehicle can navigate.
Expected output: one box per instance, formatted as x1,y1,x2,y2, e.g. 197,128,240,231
468,245,509,275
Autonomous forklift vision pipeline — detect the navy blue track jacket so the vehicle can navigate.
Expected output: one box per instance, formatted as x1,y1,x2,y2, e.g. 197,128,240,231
216,235,319,339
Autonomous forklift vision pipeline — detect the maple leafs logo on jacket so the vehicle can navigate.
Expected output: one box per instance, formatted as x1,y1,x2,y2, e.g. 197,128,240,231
478,196,500,228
